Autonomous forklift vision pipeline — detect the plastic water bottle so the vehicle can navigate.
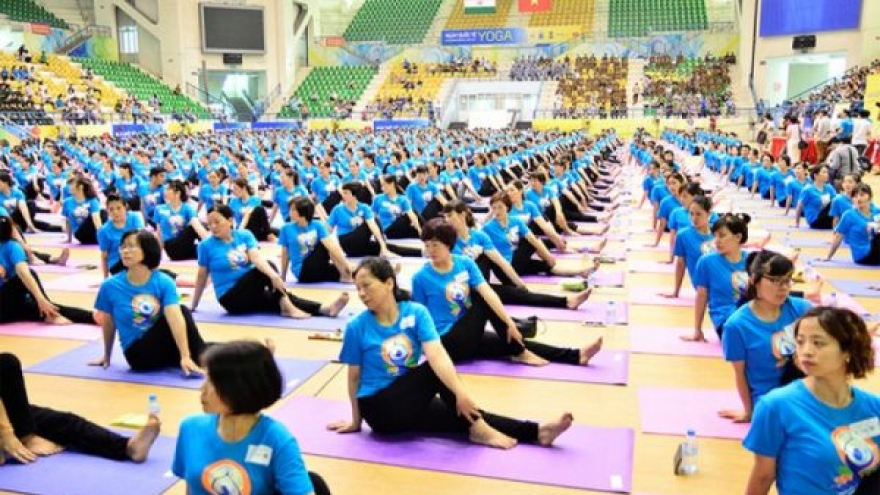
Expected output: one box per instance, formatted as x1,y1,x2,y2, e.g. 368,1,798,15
803,262,817,283
680,429,699,475
147,394,160,416
586,270,597,290
605,301,617,326
828,292,838,308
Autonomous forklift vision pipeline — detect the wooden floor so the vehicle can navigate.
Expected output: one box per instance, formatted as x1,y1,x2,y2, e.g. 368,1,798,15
2,170,879,495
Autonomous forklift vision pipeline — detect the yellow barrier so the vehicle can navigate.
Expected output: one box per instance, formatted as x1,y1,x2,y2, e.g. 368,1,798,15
532,118,589,132
307,119,373,131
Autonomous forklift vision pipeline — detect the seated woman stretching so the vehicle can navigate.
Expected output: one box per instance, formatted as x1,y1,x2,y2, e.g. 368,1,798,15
0,216,94,325
413,219,603,366
191,205,348,319
744,307,880,495
720,251,812,423
98,193,146,277
0,352,161,465
173,341,331,495
327,257,574,449
153,180,208,261
91,229,206,375
372,175,422,240
795,165,837,230
62,176,104,245
229,177,273,242
279,197,353,284
826,183,880,266
442,200,593,309
663,196,715,299
326,183,421,258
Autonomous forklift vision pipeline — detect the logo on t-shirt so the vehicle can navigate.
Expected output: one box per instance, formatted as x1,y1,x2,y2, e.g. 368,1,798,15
297,230,318,255
731,270,748,300
131,294,160,329
445,280,471,315
462,244,483,259
699,240,715,255
771,324,796,366
830,425,880,494
201,459,252,495
168,214,185,236
73,204,89,221
227,244,249,269
381,334,416,375
506,226,521,245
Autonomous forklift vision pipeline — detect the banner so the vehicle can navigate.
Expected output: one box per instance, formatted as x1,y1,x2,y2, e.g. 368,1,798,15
519,0,552,13
442,28,526,46
373,119,431,131
212,122,250,132
111,123,165,138
465,0,496,14
251,121,302,131
865,74,880,122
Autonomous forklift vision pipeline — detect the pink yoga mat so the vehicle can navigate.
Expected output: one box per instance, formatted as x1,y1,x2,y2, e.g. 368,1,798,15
519,271,625,288
628,290,696,307
823,292,869,315
506,302,629,324
31,264,86,274
457,351,629,385
627,260,675,274
628,326,722,358
638,387,750,440
0,322,100,341
43,272,196,295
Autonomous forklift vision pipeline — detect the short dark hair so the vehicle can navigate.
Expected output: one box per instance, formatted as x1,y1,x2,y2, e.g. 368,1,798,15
442,199,476,227
166,179,188,202
690,195,712,213
420,218,457,250
353,257,409,302
201,340,283,414
210,204,234,221
105,193,126,207
490,190,512,209
121,229,162,270
745,251,793,301
852,183,873,199
289,196,315,222
794,307,874,379
712,213,751,244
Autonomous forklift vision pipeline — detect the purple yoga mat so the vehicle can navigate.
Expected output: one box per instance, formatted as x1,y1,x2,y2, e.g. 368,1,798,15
628,326,722,358
805,257,880,270
828,279,880,299
505,302,629,324
0,322,100,341
822,292,869,316
787,238,832,248
192,296,353,331
0,434,177,495
763,224,811,233
273,396,634,493
639,387,749,440
26,340,327,391
43,272,195,296
627,260,675,274
457,351,629,385
520,271,626,288
628,289,696,307
31,264,86,274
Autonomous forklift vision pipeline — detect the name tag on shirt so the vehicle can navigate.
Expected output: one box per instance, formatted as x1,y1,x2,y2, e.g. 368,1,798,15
851,417,880,439
401,315,415,329
245,444,273,466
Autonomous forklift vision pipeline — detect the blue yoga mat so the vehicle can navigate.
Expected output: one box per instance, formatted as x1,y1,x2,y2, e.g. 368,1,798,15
828,279,880,298
26,341,328,391
763,224,813,233
0,434,177,495
787,238,832,248
191,296,354,331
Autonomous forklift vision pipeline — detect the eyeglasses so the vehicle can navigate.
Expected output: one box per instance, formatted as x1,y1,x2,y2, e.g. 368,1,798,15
763,275,794,288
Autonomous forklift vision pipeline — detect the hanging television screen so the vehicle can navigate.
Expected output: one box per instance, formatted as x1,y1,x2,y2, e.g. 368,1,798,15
200,4,266,54
760,0,862,37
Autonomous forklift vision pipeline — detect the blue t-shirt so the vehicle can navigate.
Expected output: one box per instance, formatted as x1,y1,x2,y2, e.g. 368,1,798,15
338,301,439,398
198,183,228,212
692,251,749,329
0,188,25,212
0,205,8,217
482,216,530,262
650,183,670,204
278,220,329,279
309,175,341,203
140,184,165,219
672,227,715,286
62,197,100,234
754,167,775,197
94,271,179,350
98,212,146,268
799,183,837,225
787,179,809,207
411,255,486,336
771,170,795,204
114,176,143,201
327,202,374,236
172,414,314,495
744,381,880,495
228,195,262,226
722,297,813,405
835,206,880,262
153,203,197,241
0,240,27,286
272,185,309,222
371,194,412,231
830,194,854,220
509,201,543,225
453,229,497,260
405,182,439,214
197,230,258,298
657,195,682,224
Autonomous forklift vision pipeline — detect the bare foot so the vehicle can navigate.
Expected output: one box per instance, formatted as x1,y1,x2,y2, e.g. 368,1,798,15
51,248,70,266
321,293,350,317
567,288,592,309
45,315,72,325
579,337,603,365
280,299,311,319
469,419,517,449
587,237,608,254
126,414,161,463
22,435,63,456
510,350,549,366
538,413,574,446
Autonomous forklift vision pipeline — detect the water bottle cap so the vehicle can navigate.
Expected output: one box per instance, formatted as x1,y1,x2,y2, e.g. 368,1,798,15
148,394,157,401
687,429,696,436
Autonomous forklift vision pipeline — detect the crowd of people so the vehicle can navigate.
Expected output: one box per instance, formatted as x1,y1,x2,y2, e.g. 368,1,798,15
640,55,735,117
771,60,880,122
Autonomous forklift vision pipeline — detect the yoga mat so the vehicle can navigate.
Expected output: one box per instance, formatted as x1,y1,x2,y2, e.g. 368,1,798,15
0,435,178,495
31,264,85,274
520,271,626,288
627,260,675,274
457,351,629,385
505,302,629,325
26,340,327,392
638,388,749,440
573,223,610,236
786,238,831,248
762,224,811,233
828,279,880,299
804,257,880,270
43,271,196,295
274,396,634,493
0,322,100,341
191,297,353,331
823,292,869,316
628,290,696,307
628,326,722,358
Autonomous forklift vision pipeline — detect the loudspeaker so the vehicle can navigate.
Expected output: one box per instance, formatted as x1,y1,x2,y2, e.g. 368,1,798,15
514,121,533,130
792,35,816,50
223,53,243,64
448,122,467,130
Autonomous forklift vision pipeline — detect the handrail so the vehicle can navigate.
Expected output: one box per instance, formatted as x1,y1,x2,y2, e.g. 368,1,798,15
254,83,281,120
186,83,236,119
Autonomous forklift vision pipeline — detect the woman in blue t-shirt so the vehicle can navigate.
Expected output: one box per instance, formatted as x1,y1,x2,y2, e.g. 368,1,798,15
173,341,330,495
664,196,715,299
830,173,858,227
191,206,349,319
229,177,272,242
664,182,707,264
795,165,836,230
0,171,43,233
784,162,809,216
92,229,206,374
744,307,880,495
196,169,227,214
62,176,104,245
826,183,880,266
328,257,574,449
153,180,208,261
98,193,146,276
0,216,93,325
269,167,308,224
371,175,422,239
721,252,813,423
279,197,353,284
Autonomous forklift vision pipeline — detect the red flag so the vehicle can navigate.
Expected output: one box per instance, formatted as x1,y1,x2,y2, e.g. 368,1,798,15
519,0,552,13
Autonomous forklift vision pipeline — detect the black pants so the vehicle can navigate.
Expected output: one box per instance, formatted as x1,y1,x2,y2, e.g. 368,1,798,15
475,255,567,308
383,215,420,240
857,235,880,266
73,211,108,245
298,243,341,283
338,223,422,257
808,203,834,230
0,353,130,460
11,203,62,232
217,267,322,316
510,242,552,276
164,225,199,261
122,306,208,371
477,181,497,197
419,199,443,222
244,206,271,242
0,270,93,324
358,362,539,442
321,192,342,213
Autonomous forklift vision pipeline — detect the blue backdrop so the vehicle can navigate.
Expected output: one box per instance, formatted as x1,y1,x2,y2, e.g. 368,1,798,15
760,0,861,36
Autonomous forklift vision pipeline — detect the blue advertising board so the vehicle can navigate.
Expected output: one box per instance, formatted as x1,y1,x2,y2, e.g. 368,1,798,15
111,123,166,138
212,122,250,132
373,119,431,131
251,121,302,131
441,28,526,46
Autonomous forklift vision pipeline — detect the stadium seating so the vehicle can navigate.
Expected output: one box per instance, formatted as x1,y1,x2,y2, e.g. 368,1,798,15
42,55,123,110
556,55,629,117
343,0,442,45
0,0,68,29
280,66,376,119
608,0,707,37
528,0,594,30
73,57,209,118
445,0,512,30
